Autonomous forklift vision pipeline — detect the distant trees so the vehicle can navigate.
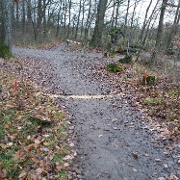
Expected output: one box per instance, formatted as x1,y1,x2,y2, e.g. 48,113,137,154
5,0,179,50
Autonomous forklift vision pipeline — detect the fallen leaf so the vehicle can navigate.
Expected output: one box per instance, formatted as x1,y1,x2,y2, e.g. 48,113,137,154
18,172,27,179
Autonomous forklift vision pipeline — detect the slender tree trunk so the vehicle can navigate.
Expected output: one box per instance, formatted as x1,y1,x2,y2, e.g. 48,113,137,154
75,0,82,39
142,0,159,45
142,11,159,46
22,0,26,33
37,0,42,31
27,0,32,32
43,0,47,37
129,0,138,46
125,0,130,26
67,0,72,38
111,0,116,28
15,1,19,23
139,0,153,42
84,0,92,39
56,2,62,37
115,0,121,26
155,0,168,48
81,0,85,38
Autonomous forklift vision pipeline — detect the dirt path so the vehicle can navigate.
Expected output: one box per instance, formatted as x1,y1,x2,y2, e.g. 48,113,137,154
13,46,180,180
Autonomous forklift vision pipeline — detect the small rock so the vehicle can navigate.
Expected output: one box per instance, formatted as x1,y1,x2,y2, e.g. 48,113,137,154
155,158,161,162
133,168,137,172
69,126,75,130
177,159,180,164
163,164,168,169
69,142,75,147
157,177,165,180
68,130,74,134
144,154,150,157
7,142,13,146
64,163,69,167
63,155,74,161
128,163,134,167
132,152,139,159
113,127,120,130
4,136,9,144
77,175,82,179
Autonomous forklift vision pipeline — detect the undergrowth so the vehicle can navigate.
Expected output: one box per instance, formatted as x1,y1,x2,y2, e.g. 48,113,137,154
0,68,70,179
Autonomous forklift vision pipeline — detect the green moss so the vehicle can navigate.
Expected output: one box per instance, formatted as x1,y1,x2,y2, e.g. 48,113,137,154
107,63,122,73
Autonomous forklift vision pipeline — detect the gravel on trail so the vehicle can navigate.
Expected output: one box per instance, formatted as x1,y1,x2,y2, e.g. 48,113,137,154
13,46,180,180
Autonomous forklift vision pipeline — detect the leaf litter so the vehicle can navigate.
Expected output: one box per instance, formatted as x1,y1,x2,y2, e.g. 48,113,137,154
89,58,180,147
0,58,74,179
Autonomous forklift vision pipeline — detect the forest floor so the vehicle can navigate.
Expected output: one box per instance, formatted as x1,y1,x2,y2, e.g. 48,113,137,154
0,44,179,180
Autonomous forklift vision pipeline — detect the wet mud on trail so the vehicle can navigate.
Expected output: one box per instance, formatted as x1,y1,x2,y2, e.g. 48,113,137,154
13,46,180,180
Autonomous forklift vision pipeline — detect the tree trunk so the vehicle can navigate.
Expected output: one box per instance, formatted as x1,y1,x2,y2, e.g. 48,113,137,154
37,0,42,31
75,0,82,39
0,0,5,43
115,0,121,26
67,0,72,38
43,0,47,37
15,1,19,23
0,0,13,56
142,11,159,46
84,0,92,39
22,0,26,33
56,3,62,37
111,0,116,28
27,0,32,32
90,0,108,47
139,0,153,42
142,0,159,45
125,0,130,26
81,0,86,38
155,0,168,48
166,0,180,48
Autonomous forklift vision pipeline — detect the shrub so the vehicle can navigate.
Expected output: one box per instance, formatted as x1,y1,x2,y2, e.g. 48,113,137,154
107,63,122,73
0,44,10,59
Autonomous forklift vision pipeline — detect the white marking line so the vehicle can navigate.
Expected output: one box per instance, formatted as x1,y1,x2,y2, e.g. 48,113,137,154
47,93,123,100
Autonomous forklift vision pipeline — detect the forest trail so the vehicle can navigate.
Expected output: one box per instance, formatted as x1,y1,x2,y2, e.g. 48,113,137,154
13,46,180,180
